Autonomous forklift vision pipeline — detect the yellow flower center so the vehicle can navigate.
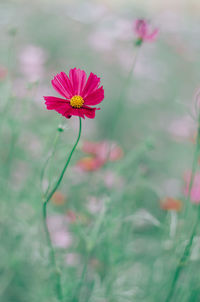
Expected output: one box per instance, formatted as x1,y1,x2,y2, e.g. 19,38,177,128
70,95,84,108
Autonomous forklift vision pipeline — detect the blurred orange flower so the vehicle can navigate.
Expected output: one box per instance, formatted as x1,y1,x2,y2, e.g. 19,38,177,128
160,197,182,211
76,156,104,171
51,191,66,205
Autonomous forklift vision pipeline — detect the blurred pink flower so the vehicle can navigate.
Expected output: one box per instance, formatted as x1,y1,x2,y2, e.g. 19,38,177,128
103,170,124,189
19,45,47,81
77,141,123,172
47,214,73,248
134,19,158,44
184,172,200,204
82,140,123,162
168,115,195,141
51,230,72,248
47,214,67,231
0,66,7,80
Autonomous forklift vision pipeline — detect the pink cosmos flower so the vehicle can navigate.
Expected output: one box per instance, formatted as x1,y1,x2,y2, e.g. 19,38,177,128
134,19,158,43
184,172,200,204
44,68,104,119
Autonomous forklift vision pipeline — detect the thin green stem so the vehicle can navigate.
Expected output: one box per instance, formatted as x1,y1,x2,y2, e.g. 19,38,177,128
165,113,200,302
111,45,141,137
41,130,61,197
45,117,82,204
165,206,200,302
42,117,82,302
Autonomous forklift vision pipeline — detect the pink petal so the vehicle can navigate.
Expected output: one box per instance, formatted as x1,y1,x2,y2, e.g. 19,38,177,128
69,68,87,95
82,72,101,98
81,106,100,119
44,96,72,118
84,86,104,106
134,19,147,39
146,29,159,42
52,72,73,99
69,105,100,119
82,141,100,155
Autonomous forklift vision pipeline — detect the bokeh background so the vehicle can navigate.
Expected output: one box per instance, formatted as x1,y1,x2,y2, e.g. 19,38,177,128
1,0,200,301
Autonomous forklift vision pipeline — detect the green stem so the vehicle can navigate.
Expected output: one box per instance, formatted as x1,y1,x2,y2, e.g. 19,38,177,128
42,117,82,301
165,114,200,302
111,45,141,137
165,206,200,302
41,130,61,197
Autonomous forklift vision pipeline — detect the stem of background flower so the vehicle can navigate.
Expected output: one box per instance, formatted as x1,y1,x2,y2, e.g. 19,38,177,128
164,205,200,302
164,113,200,302
42,117,82,302
111,45,141,137
169,211,177,238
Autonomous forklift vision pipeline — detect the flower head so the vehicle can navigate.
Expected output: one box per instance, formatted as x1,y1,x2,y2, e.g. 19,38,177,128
134,19,158,45
44,68,104,119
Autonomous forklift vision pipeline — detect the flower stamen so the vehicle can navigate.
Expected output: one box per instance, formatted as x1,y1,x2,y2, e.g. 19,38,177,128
70,95,84,108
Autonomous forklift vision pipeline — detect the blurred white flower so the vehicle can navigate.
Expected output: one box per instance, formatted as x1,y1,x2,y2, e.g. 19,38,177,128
104,170,124,189
51,230,72,249
47,214,73,249
87,196,103,214
19,45,47,81
168,115,195,141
